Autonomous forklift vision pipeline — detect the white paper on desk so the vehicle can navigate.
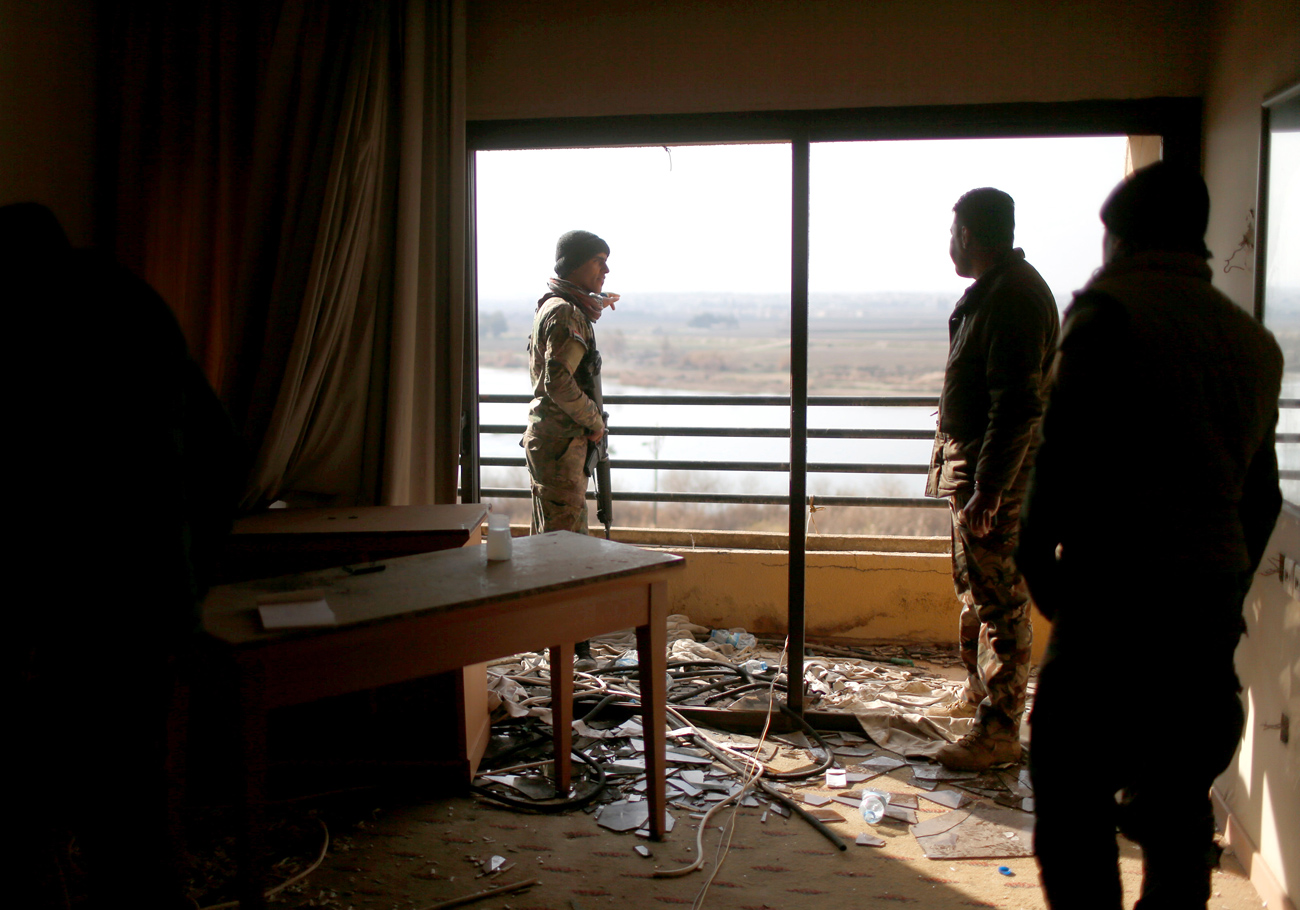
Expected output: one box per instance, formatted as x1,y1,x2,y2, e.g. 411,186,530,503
258,599,336,630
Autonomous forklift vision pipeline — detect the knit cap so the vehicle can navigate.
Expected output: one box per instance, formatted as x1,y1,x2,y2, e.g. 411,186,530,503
554,230,610,278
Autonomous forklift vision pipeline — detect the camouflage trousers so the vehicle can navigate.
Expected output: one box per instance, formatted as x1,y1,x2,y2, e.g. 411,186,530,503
523,432,590,535
948,488,1033,733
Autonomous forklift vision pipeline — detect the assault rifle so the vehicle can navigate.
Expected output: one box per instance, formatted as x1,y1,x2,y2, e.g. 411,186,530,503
584,349,613,539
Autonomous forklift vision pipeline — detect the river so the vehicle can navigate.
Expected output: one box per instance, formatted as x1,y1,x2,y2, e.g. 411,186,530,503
477,367,937,500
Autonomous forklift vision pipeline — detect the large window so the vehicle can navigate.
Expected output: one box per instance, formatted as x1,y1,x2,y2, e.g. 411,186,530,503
805,136,1128,534
1257,82,1300,506
476,144,792,531
468,101,1196,535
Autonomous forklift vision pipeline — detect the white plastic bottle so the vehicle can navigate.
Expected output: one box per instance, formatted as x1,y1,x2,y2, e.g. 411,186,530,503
859,789,890,825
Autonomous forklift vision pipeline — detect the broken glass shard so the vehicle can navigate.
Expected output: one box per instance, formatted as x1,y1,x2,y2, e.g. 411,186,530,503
912,764,979,782
597,800,650,832
918,788,969,810
668,779,702,797
911,804,1035,859
884,804,918,824
665,750,713,765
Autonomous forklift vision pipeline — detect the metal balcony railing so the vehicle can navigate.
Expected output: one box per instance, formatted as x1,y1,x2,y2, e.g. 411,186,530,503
476,393,947,509
1278,399,1300,482
475,395,1300,502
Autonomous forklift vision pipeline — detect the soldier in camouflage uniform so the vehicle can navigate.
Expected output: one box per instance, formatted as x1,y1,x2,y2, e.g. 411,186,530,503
522,230,616,536
924,188,1059,771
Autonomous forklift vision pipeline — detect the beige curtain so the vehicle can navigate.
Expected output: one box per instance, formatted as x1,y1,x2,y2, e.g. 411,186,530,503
378,0,468,506
104,0,467,511
240,0,468,508
1125,135,1163,176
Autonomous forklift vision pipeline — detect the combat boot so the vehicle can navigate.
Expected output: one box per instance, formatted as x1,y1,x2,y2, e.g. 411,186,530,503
935,726,1021,771
574,640,597,672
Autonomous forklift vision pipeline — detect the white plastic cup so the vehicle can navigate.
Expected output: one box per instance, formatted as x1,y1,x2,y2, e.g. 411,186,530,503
825,768,847,789
486,514,512,561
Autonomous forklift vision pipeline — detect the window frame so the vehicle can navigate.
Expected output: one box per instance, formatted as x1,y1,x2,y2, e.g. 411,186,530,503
463,98,1202,710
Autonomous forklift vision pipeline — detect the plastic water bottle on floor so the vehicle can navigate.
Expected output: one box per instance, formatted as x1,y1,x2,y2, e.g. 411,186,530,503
859,789,890,825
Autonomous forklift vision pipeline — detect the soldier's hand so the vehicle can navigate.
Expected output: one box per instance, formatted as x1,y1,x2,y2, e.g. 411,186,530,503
586,426,606,443
959,486,1002,538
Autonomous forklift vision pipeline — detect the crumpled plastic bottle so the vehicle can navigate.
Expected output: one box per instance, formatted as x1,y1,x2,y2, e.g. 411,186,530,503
710,628,757,650
859,789,891,825
739,658,768,675
709,628,737,646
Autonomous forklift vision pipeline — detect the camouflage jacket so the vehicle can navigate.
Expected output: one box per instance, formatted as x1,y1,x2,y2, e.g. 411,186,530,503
926,249,1059,499
524,296,603,438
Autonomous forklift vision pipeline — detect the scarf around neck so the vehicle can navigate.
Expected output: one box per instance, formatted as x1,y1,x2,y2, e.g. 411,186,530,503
541,277,607,322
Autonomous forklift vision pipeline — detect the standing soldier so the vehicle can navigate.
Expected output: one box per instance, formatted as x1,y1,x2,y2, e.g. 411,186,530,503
925,188,1060,771
522,230,618,666
1019,162,1282,908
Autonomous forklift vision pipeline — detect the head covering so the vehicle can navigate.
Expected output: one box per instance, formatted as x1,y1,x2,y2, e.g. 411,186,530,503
554,229,609,278
1100,162,1211,257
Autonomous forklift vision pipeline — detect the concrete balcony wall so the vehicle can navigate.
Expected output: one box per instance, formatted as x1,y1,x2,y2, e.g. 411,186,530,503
606,529,1053,662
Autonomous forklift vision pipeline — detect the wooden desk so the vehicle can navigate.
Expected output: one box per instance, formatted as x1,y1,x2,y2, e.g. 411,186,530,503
202,531,685,909
216,504,488,583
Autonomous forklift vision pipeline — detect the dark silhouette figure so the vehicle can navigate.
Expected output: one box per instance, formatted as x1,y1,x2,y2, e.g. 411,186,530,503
5,203,243,908
1018,164,1282,909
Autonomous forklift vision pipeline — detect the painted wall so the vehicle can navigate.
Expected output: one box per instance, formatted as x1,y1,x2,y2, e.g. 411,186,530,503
1202,0,1300,905
659,547,1053,662
467,0,1212,120
0,0,97,246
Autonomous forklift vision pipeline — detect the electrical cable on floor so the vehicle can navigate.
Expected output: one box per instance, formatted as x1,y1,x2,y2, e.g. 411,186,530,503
653,637,788,889
470,742,607,812
413,877,540,910
755,703,836,781
484,636,840,905
196,818,330,910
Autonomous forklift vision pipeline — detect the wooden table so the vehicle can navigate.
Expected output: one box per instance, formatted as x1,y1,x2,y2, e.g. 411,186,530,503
202,531,685,909
216,503,489,583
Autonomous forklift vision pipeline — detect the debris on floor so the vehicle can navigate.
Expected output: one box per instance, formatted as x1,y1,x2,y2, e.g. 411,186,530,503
910,804,1036,859
466,616,1042,902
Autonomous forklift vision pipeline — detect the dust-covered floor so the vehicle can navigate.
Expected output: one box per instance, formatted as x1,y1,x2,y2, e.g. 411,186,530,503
190,761,1262,910
173,628,1267,910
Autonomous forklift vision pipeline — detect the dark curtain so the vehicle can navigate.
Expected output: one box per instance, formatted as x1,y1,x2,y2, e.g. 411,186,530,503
100,0,467,508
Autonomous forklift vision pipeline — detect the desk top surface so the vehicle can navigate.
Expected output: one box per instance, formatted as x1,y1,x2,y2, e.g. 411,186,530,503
232,504,489,536
203,531,684,648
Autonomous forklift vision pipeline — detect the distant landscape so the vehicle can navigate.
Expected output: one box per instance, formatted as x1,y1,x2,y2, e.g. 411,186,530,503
478,291,969,395
478,292,958,536
479,287,1300,536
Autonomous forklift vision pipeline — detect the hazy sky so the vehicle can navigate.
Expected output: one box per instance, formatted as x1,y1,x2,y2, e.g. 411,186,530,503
1264,132,1300,296
475,136,1132,305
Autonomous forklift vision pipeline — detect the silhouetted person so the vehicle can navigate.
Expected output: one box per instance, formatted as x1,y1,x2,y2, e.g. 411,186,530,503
5,203,243,908
1019,163,1282,909
924,188,1060,771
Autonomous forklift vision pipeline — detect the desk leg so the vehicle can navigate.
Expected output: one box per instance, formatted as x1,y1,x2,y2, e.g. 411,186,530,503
548,643,574,795
235,662,270,910
637,579,669,839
